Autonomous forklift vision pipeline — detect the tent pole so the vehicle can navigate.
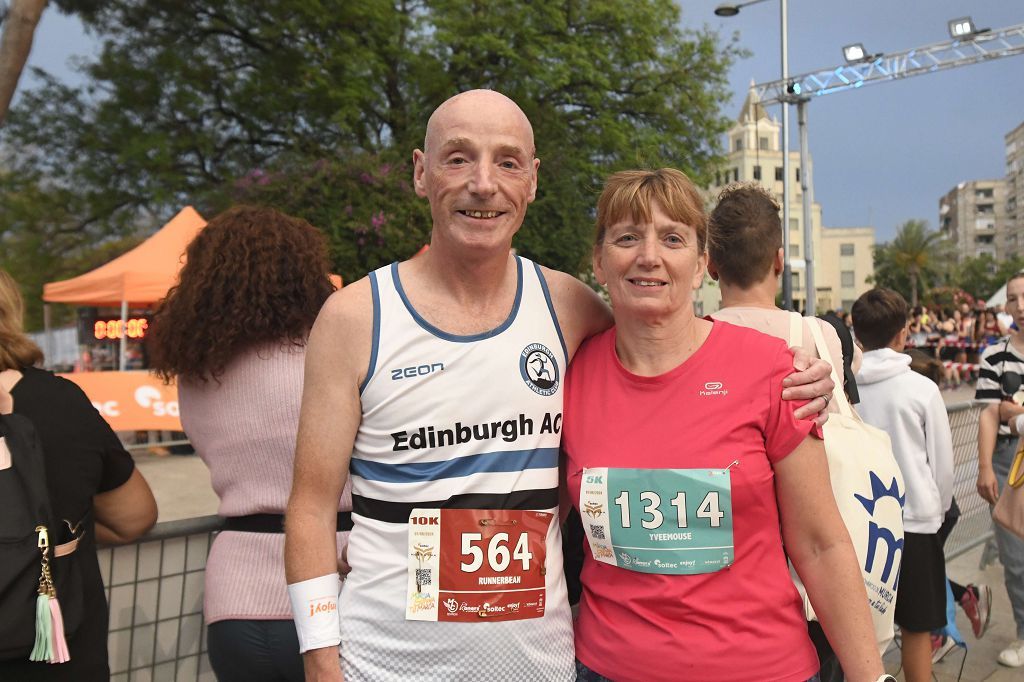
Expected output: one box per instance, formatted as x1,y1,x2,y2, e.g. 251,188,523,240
119,300,128,371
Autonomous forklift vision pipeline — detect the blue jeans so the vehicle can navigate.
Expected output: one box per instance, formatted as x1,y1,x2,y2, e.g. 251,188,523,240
992,437,1024,639
575,659,820,681
207,619,306,682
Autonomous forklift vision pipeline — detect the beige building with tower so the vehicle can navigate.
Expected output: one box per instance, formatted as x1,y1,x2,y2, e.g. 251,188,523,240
697,85,875,315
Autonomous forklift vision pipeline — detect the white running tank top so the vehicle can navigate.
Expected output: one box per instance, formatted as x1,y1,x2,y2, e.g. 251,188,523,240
340,256,575,681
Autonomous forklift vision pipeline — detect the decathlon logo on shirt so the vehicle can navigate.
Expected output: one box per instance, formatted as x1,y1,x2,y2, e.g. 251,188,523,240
699,381,729,397
520,343,560,396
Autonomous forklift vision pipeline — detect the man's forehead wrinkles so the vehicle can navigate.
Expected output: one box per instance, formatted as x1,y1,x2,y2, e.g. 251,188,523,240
433,137,533,158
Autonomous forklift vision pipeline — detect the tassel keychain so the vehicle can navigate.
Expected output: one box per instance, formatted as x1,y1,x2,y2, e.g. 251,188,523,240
28,525,70,664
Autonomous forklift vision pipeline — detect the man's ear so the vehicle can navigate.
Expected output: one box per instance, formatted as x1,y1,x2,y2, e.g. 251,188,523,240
706,261,720,282
773,247,784,276
527,157,540,202
412,149,427,198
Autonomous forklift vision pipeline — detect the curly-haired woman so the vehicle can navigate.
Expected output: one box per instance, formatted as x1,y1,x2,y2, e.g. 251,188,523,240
149,206,350,682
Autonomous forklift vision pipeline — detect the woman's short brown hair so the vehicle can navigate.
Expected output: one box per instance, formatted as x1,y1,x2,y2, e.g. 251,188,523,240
708,183,781,289
148,206,335,382
0,270,44,371
594,169,708,251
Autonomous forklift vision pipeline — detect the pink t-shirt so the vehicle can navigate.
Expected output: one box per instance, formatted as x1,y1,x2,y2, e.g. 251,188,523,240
563,320,820,682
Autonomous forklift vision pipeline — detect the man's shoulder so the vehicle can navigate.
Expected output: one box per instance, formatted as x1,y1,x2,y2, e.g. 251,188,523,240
319,275,375,326
712,317,791,354
535,265,589,297
534,266,612,356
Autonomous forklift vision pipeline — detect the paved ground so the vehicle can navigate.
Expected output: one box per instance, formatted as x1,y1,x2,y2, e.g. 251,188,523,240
133,381,1024,679
133,450,219,522
882,543,1022,680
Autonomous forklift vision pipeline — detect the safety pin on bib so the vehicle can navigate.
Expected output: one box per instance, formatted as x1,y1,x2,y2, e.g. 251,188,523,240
711,460,740,475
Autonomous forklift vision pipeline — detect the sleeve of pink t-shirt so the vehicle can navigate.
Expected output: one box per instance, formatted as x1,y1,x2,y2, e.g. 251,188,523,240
764,343,823,464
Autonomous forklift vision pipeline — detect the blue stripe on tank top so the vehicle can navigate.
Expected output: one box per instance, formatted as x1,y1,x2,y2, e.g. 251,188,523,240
349,446,558,483
391,256,524,343
534,261,568,364
359,270,382,394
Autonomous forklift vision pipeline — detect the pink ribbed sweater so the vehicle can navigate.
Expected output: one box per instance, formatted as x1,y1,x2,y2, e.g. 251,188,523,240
178,343,351,624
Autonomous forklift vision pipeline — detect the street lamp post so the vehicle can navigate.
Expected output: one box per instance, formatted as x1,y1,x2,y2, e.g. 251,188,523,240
715,0,794,310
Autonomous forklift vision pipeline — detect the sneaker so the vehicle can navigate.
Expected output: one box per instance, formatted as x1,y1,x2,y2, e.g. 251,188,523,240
998,639,1024,667
961,583,993,638
932,635,957,663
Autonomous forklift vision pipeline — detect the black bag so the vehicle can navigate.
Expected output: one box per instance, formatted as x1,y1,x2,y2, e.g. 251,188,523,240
0,413,85,662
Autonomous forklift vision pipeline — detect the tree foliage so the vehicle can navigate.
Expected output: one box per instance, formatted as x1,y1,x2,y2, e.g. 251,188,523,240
953,253,1024,303
2,0,738,314
869,219,955,307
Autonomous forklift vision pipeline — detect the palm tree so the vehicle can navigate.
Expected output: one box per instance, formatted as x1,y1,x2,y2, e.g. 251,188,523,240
871,219,954,306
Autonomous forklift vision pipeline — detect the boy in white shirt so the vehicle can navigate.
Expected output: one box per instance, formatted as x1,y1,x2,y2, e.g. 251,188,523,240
853,288,954,682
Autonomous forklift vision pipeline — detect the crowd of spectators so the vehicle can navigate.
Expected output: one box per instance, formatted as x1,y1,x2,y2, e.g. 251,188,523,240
899,303,1012,389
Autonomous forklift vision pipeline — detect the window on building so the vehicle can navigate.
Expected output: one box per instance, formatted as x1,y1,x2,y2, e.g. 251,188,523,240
795,167,801,182
790,245,800,257
733,168,739,182
976,234,995,244
839,243,855,256
789,218,799,232
734,137,743,151
977,204,994,214
841,299,855,312
774,167,784,182
841,271,855,288
975,188,994,199
792,272,800,291
759,137,769,151
753,165,762,181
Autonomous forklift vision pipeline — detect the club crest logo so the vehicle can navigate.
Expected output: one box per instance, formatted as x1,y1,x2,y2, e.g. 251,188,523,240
520,343,560,396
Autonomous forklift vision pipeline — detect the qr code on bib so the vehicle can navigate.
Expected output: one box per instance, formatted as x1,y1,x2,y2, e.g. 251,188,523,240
589,525,606,540
415,569,432,586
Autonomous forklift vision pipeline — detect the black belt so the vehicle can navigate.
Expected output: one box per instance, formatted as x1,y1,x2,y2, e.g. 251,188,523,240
223,512,353,534
998,434,1017,443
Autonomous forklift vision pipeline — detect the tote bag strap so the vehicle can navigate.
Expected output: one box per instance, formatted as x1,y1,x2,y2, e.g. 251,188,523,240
787,311,803,348
805,316,855,418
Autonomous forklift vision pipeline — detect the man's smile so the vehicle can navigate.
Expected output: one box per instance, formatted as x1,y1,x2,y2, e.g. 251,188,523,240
628,278,666,287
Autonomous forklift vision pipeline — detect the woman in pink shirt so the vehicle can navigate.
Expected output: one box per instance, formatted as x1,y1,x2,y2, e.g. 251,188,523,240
562,170,885,682
149,207,350,682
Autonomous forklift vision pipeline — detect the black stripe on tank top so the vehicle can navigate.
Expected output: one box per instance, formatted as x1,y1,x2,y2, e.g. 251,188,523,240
352,488,559,524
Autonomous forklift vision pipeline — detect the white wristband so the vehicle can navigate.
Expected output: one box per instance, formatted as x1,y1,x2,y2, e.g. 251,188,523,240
1015,414,1024,436
288,574,342,653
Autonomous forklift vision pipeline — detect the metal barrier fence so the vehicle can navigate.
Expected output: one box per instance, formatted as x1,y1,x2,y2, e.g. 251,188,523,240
99,402,994,680
942,402,994,560
99,516,224,682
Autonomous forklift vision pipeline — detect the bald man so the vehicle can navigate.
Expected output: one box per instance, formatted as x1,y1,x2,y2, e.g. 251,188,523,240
284,90,832,681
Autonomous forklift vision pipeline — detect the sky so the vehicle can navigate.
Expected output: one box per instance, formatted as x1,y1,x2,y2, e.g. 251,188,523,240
18,1,1024,243
679,0,1024,241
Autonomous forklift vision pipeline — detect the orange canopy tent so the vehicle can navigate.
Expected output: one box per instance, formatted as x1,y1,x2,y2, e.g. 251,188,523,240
40,207,342,427
43,205,205,381
43,206,207,307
